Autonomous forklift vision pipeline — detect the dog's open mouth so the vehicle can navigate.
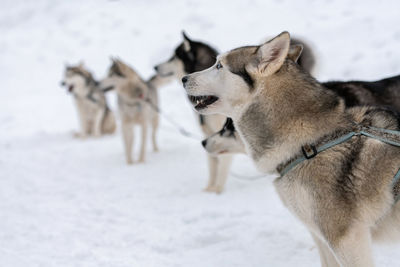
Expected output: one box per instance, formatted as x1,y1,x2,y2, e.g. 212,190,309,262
189,95,219,110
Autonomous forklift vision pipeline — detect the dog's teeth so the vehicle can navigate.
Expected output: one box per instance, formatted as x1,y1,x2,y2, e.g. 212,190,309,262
196,100,200,104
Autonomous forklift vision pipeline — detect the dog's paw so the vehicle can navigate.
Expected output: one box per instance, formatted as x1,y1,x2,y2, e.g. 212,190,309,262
73,132,87,139
126,159,134,165
138,155,146,163
203,186,220,194
214,187,224,194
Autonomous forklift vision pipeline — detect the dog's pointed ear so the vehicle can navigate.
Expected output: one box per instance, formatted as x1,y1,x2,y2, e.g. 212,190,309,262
182,31,192,42
288,44,303,63
247,31,290,76
182,31,192,52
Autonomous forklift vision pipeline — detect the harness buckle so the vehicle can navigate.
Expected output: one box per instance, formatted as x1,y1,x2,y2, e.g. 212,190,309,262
301,145,318,159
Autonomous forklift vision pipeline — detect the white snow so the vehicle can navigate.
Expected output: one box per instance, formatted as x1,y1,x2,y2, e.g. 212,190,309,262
1,0,400,266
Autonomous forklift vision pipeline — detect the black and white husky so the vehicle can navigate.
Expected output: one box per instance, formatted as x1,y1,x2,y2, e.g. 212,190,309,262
154,32,316,193
154,32,231,193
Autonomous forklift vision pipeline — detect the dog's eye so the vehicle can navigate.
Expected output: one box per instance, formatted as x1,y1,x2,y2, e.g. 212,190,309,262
216,62,223,70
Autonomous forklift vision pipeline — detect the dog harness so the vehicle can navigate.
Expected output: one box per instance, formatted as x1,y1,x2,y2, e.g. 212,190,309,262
277,125,400,203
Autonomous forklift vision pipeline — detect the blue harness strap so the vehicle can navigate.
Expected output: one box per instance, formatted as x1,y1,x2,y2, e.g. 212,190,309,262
279,131,361,176
278,126,400,203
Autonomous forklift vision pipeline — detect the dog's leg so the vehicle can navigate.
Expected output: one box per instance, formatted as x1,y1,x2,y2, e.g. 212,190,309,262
138,122,148,163
75,106,89,138
328,225,374,267
93,108,106,137
151,114,159,152
121,121,134,164
311,233,340,267
214,154,233,194
74,120,88,138
204,156,219,192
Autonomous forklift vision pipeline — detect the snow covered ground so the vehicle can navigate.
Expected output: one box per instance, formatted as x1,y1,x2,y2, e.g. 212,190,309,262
1,0,400,266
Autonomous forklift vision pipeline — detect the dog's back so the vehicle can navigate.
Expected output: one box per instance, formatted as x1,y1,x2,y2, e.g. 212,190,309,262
324,75,400,111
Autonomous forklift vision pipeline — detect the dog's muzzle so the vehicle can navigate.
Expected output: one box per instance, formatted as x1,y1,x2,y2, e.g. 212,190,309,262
182,76,188,85
201,139,207,148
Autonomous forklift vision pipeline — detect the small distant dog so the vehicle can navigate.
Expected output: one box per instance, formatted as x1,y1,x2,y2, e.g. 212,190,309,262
154,32,316,193
102,58,159,164
61,63,116,138
183,32,400,266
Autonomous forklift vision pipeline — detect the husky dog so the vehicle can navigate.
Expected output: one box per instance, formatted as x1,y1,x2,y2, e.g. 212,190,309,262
154,32,231,193
102,59,159,164
203,72,400,156
61,63,116,138
183,32,400,266
155,32,316,193
202,118,245,156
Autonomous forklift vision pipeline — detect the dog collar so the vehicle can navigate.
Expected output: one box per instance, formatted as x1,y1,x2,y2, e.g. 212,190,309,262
277,125,400,202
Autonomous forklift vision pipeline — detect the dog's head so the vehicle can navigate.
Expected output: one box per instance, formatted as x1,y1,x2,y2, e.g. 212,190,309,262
61,62,97,97
153,31,218,80
107,57,139,79
102,58,148,101
182,32,300,117
201,118,245,156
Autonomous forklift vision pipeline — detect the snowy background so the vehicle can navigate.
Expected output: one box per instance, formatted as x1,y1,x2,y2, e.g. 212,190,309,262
1,0,400,266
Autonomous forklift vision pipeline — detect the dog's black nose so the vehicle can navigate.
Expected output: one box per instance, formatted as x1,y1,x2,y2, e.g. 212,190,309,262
201,139,207,148
154,66,159,71
182,76,188,84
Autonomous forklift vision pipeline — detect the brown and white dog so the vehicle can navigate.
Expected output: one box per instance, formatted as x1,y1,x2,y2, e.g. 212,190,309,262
183,32,400,266
102,59,160,164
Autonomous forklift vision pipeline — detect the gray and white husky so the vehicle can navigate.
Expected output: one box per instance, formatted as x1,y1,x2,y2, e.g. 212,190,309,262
155,32,316,193
183,32,400,266
203,71,400,156
102,59,161,164
61,63,116,138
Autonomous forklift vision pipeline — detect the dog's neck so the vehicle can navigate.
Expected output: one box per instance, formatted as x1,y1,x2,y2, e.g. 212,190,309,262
234,61,347,174
73,83,95,99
